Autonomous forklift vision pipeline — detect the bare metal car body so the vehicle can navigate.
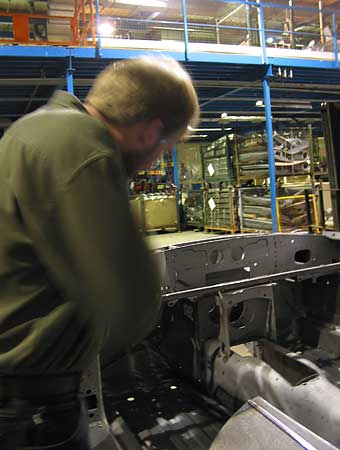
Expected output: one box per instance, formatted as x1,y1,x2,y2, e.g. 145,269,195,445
81,233,340,450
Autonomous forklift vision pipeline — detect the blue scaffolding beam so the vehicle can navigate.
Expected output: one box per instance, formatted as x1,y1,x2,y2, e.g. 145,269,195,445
0,0,339,232
66,55,74,94
182,0,189,61
263,65,278,233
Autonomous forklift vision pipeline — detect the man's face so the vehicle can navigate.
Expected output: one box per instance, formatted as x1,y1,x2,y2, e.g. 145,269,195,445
121,128,184,176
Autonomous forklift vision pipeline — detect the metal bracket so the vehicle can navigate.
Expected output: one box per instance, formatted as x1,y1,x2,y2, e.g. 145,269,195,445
323,230,340,240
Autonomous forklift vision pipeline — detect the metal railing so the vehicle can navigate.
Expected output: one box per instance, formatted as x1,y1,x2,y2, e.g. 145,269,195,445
238,186,320,234
276,193,319,233
0,0,96,46
95,1,340,63
0,0,339,62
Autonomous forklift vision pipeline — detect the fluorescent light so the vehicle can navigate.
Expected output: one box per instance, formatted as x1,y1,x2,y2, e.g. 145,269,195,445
220,115,267,122
256,99,312,109
221,112,228,119
226,127,232,131
189,134,208,138
116,0,168,7
188,127,223,132
152,26,197,32
99,23,114,36
147,11,160,20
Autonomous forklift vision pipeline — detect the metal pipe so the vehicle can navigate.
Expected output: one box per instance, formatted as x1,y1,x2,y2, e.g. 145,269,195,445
172,146,179,188
305,190,313,233
333,13,338,68
94,0,102,57
23,85,39,114
181,0,189,61
319,0,325,46
162,261,340,301
216,19,220,45
263,66,278,232
200,87,243,109
289,0,294,48
257,3,267,64
217,4,244,25
245,0,252,46
66,55,74,94
215,0,334,15
319,185,326,229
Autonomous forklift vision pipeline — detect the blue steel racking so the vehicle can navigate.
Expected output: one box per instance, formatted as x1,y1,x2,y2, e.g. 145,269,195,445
1,0,340,231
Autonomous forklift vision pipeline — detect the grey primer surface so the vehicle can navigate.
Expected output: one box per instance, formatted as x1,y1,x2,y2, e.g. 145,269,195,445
158,234,340,448
83,234,340,449
211,397,339,450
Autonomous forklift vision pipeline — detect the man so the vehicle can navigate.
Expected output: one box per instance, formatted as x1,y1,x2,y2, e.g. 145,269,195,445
0,56,199,449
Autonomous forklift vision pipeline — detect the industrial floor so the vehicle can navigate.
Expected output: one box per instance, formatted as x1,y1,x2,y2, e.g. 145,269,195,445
146,230,222,250
103,344,227,450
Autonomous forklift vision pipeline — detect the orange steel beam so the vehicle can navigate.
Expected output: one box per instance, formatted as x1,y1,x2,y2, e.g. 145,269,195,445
12,14,30,42
80,0,86,45
0,11,84,46
72,0,80,44
0,11,73,20
0,38,77,46
89,0,96,45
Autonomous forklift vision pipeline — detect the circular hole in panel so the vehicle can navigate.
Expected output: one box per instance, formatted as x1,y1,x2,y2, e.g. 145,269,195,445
209,304,220,324
231,246,245,262
230,302,245,324
210,249,224,265
295,249,312,264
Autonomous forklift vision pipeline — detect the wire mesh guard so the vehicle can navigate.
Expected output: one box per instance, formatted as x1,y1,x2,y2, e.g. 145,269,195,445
239,187,319,233
0,0,337,55
235,129,312,181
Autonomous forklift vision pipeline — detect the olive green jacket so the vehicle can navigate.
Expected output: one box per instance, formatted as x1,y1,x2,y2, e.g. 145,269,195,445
0,91,160,375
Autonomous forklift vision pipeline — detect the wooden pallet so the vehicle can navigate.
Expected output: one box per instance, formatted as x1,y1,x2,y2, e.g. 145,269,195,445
204,226,239,234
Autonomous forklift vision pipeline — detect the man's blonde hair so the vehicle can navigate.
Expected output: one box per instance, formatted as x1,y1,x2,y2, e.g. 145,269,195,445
85,56,199,137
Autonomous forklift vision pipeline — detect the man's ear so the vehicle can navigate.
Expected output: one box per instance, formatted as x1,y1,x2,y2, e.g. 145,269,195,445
139,118,163,147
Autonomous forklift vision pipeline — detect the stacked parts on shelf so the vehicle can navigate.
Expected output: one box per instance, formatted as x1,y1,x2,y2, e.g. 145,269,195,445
203,136,236,231
274,133,310,175
203,136,234,184
240,187,315,232
238,134,269,178
182,187,204,228
205,188,235,231
177,142,204,229
240,190,272,231
237,131,311,179
277,189,315,231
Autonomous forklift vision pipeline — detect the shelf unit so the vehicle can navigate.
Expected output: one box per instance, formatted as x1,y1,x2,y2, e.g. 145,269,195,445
233,126,315,184
202,136,239,233
0,0,339,232
177,143,204,230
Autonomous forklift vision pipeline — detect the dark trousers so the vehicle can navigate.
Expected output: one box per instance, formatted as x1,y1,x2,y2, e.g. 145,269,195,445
0,376,90,449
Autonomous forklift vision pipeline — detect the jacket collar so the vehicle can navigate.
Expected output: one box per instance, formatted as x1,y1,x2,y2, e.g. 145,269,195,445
47,90,87,113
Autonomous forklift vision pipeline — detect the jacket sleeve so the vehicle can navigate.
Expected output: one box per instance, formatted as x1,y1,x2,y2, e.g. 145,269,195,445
36,155,161,357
